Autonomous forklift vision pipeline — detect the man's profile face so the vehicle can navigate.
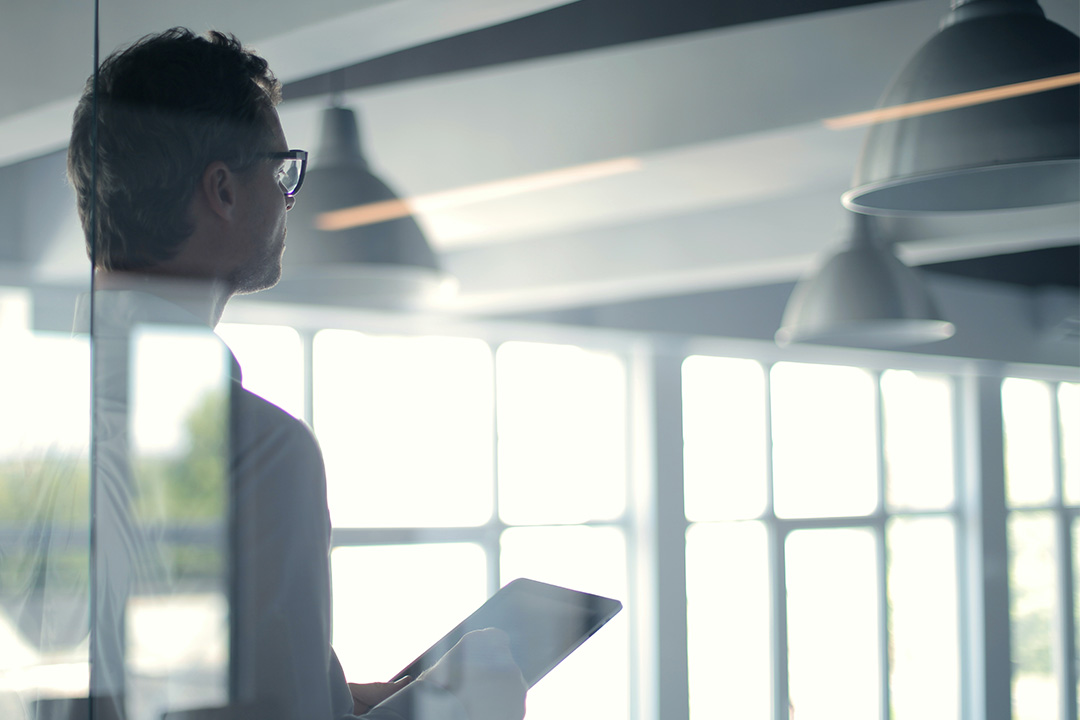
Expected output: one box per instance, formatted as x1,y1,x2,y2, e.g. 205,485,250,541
229,109,295,295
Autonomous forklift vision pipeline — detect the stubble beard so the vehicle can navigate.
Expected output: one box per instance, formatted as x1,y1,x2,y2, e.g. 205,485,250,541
230,238,284,295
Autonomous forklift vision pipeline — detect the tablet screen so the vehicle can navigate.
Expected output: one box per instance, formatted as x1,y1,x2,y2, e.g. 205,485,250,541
391,578,622,687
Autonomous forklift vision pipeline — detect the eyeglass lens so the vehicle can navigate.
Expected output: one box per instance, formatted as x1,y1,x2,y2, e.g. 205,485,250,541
278,158,302,195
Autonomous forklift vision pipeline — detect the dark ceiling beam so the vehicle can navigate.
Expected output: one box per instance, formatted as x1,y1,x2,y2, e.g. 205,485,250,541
282,0,903,101
924,244,1080,288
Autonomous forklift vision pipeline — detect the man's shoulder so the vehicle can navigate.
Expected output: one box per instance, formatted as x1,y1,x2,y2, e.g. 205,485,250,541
229,383,328,509
231,382,319,450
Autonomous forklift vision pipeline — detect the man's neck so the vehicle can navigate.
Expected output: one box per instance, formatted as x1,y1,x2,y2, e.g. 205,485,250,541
93,270,232,327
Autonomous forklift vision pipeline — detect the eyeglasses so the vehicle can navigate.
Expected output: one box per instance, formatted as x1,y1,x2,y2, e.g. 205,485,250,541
267,149,308,197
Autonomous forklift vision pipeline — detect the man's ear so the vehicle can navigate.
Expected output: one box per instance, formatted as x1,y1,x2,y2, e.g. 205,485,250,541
199,161,238,222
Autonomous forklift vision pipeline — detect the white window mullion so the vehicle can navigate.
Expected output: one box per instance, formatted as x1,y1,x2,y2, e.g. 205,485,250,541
627,342,656,720
488,341,502,598
872,370,892,720
762,361,790,720
954,372,975,720
961,373,1012,720
653,350,689,720
768,522,790,720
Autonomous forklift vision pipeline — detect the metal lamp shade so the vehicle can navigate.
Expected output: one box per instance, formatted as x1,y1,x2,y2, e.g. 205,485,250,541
843,0,1079,214
776,215,955,347
278,106,453,307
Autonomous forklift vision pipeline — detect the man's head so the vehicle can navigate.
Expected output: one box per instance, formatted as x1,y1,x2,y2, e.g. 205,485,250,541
68,27,289,287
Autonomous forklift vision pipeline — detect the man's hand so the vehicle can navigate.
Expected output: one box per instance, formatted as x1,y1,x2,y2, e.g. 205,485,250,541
419,628,527,720
349,676,412,715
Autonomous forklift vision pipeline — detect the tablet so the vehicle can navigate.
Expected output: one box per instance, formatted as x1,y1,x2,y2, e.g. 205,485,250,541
391,578,622,687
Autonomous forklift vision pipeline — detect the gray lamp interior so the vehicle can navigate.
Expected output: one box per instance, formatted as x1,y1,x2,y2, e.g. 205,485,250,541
844,0,1080,214
277,105,450,306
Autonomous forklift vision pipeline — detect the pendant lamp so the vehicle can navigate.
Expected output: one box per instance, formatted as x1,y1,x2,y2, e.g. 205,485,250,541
842,0,1079,214
277,105,455,307
776,213,955,347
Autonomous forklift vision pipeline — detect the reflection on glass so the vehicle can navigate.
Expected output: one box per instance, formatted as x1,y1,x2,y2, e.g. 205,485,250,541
499,525,629,720
1003,379,1055,508
887,517,960,719
130,330,231,461
496,342,626,525
1060,383,1079,506
0,288,31,331
1008,511,1059,720
0,333,90,459
0,331,90,715
116,327,232,719
881,370,956,511
771,363,877,518
216,323,304,420
314,330,494,528
681,356,767,521
331,543,487,684
686,522,770,720
786,528,880,720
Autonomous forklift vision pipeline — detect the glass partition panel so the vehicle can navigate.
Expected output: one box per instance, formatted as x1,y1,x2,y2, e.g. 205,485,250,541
0,328,91,719
89,309,233,720
0,4,96,719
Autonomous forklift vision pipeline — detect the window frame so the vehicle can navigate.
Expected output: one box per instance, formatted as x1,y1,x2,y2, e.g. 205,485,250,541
293,319,648,717
673,334,1080,720
219,304,1080,720
681,356,963,720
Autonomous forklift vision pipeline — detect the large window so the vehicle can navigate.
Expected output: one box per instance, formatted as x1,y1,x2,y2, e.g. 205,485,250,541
220,319,1077,720
223,323,633,719
683,357,961,720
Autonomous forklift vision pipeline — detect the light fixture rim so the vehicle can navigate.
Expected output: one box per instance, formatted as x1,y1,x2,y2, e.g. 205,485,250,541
775,318,957,347
842,156,1080,215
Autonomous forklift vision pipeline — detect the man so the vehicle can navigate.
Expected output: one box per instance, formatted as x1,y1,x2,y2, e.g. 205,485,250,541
67,27,526,720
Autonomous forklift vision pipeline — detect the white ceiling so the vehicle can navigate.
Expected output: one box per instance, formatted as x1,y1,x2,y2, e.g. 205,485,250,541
2,0,1077,316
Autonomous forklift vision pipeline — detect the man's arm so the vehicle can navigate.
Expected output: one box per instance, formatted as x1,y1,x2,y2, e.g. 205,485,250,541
230,387,342,719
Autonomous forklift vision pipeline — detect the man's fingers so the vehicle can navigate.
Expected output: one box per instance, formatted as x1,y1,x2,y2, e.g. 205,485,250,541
349,677,413,714
456,627,518,664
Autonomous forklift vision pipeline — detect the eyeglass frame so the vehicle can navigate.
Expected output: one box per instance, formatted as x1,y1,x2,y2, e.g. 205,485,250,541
267,149,308,197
